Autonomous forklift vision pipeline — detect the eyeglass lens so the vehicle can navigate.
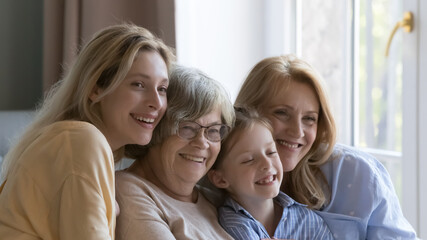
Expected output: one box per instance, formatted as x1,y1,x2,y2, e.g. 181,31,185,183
178,122,228,142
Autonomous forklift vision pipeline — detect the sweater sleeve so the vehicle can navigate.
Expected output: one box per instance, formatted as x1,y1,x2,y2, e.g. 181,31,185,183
58,174,111,240
55,122,115,240
0,121,115,240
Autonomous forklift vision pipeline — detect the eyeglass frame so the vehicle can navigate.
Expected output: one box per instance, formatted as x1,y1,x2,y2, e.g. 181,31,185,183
176,121,230,142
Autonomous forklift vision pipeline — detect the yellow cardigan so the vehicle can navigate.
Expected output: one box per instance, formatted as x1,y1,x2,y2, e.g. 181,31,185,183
0,121,115,240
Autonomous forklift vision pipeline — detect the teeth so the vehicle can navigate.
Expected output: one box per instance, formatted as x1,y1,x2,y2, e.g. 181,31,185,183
134,116,155,123
256,175,275,184
181,154,204,163
277,140,298,149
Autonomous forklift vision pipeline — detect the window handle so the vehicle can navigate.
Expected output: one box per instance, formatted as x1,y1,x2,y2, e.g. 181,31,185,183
385,11,414,57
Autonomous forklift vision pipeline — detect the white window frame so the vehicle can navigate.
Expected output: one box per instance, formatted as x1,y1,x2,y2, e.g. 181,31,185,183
402,0,426,235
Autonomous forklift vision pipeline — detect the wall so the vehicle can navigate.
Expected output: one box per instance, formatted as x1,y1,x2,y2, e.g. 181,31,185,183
175,0,295,100
0,0,43,110
43,0,176,93
0,0,175,110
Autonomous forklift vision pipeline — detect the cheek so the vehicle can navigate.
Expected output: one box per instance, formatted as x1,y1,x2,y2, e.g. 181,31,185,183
305,126,318,146
160,96,168,116
208,144,221,161
164,137,184,158
273,158,283,172
269,118,284,133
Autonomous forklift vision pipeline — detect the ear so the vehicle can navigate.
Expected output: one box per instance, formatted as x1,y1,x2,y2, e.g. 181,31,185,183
207,169,229,189
89,85,101,103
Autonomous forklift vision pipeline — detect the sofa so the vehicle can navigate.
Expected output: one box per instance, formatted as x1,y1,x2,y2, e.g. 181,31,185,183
0,110,34,179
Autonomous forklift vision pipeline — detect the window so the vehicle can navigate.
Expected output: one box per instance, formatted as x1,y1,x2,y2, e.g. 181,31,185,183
175,0,425,235
300,0,404,199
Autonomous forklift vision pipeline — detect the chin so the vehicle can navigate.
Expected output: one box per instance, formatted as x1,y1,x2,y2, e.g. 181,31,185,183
282,163,298,172
136,134,153,146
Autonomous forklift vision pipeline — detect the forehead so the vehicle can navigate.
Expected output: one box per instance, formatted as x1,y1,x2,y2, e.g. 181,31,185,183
226,123,274,154
129,51,168,77
268,81,319,111
192,107,222,125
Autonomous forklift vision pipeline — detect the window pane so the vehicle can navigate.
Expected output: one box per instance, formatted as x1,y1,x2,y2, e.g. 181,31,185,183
358,0,402,152
300,0,352,144
301,0,404,200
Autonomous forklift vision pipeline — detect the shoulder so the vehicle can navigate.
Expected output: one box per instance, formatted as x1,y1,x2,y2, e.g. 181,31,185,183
218,201,264,239
219,197,250,222
55,121,113,170
322,144,389,181
218,197,260,228
18,121,113,177
45,121,108,147
35,121,110,159
321,144,394,196
276,192,323,221
115,170,153,195
320,144,397,218
115,170,168,209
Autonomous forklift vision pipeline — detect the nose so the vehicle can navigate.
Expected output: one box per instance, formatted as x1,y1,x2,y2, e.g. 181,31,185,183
259,155,272,171
286,117,305,138
147,88,163,110
190,128,209,149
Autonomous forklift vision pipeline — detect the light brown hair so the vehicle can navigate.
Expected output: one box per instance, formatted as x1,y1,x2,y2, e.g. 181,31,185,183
235,54,336,209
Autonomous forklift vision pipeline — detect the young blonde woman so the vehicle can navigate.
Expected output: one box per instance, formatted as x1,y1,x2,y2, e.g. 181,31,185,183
234,54,417,239
0,23,175,240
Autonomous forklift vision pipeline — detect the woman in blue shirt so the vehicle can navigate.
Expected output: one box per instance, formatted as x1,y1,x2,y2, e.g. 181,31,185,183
234,54,418,239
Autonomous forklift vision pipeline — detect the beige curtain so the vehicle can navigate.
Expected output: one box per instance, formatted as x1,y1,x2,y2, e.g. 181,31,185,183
43,0,175,91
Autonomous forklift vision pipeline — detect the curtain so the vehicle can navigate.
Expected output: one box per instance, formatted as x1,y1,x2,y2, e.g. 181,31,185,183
42,0,175,91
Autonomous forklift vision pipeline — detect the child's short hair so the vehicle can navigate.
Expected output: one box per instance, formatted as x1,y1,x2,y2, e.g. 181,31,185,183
212,105,273,170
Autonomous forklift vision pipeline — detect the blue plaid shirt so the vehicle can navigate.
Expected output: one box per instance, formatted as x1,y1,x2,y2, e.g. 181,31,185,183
218,191,334,240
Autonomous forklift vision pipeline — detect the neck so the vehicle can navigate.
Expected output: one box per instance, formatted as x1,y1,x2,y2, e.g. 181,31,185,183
130,147,198,203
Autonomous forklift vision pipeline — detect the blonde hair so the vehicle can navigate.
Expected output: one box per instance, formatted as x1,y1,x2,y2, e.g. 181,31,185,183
1,23,175,181
235,54,336,209
125,65,235,159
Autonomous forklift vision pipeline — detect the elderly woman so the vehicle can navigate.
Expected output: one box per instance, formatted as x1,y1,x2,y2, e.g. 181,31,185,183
115,65,235,239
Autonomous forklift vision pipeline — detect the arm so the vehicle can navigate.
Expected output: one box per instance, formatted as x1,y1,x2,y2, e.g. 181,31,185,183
321,144,417,239
57,123,116,240
366,159,417,239
59,175,113,240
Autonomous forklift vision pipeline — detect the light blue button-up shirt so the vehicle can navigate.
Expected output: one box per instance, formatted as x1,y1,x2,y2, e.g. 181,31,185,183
218,191,334,240
318,144,418,239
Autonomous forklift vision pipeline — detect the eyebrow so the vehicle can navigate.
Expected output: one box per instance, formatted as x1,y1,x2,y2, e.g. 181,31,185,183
128,73,169,83
275,104,319,115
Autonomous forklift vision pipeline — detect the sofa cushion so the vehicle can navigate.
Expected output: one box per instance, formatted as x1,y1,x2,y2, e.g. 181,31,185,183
0,111,34,158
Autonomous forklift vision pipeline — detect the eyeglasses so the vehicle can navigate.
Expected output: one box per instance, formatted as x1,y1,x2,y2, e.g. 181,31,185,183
177,121,230,142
